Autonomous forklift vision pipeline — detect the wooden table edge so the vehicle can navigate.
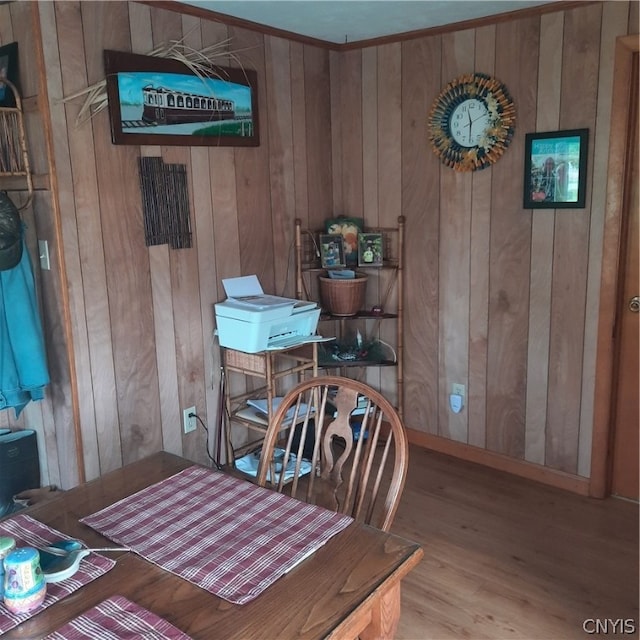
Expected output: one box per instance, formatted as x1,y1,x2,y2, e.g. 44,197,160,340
326,545,424,640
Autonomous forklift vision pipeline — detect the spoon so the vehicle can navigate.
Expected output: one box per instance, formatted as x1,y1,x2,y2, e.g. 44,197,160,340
36,544,128,557
37,540,129,583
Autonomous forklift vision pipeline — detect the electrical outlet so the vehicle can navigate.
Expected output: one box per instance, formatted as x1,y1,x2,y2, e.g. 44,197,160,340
452,383,466,399
183,406,196,434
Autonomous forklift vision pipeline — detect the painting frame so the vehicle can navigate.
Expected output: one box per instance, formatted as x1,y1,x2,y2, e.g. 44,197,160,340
523,128,588,209
0,42,19,108
358,233,384,267
103,49,259,147
319,234,346,269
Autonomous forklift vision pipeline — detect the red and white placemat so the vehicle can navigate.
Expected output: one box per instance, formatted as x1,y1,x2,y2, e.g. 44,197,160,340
0,514,116,635
81,466,353,604
43,595,192,640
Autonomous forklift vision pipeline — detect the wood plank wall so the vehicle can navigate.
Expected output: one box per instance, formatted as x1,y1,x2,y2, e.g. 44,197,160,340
0,1,634,491
329,1,634,484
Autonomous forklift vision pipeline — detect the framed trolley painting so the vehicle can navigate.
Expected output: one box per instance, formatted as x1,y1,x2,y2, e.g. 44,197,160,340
103,50,259,147
524,128,588,208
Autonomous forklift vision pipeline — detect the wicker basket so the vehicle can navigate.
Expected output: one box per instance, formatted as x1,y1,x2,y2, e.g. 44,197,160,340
318,273,368,316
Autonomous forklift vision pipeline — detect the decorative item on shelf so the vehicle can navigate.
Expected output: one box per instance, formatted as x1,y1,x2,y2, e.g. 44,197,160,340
318,271,367,316
319,331,396,365
324,216,363,266
319,234,346,268
357,233,383,267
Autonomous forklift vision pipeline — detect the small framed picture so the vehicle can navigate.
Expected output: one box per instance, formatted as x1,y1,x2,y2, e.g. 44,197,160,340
0,42,19,108
319,234,346,268
358,233,383,267
523,128,589,209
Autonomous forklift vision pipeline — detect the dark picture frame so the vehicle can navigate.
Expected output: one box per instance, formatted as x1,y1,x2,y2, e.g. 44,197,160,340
103,49,259,147
0,42,19,108
358,233,384,267
319,234,346,268
523,128,588,209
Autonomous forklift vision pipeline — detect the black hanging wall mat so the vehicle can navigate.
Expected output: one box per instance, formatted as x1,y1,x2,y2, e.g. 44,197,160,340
138,156,192,249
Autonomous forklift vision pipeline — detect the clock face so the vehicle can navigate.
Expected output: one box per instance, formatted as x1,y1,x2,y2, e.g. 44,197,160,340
450,99,490,147
427,73,516,171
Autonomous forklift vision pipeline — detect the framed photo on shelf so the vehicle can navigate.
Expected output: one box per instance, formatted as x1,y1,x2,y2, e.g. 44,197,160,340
103,49,259,147
523,128,588,209
358,233,383,267
319,234,346,268
0,42,19,108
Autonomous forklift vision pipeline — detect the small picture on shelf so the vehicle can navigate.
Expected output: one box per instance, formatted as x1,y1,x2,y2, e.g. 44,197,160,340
358,233,383,267
319,234,346,268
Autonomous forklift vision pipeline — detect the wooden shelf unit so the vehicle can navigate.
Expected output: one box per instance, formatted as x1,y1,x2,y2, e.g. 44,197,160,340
221,343,318,463
0,78,34,209
294,216,405,417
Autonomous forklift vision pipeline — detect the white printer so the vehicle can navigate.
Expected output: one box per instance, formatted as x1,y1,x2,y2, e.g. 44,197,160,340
214,275,321,353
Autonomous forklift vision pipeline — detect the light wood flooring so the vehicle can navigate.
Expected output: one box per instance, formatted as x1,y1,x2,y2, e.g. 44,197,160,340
390,446,639,640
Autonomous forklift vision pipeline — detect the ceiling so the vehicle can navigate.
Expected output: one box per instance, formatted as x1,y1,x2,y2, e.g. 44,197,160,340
177,0,558,45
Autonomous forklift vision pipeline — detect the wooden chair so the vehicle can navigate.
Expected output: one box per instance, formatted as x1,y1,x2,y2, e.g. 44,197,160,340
255,376,409,532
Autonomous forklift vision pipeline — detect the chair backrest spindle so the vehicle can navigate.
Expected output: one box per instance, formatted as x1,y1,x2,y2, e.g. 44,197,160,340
256,376,409,532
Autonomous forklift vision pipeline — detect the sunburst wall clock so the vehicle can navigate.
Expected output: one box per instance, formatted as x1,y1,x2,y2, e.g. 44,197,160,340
427,72,516,172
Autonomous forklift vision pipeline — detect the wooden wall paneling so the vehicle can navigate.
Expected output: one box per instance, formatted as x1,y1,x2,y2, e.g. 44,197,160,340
437,30,474,443
57,1,121,477
362,47,379,223
0,5,13,42
229,27,274,293
546,4,602,473
147,236,183,458
467,24,496,449
376,44,402,230
339,49,364,220
229,27,276,293
187,17,223,465
329,50,343,213
304,45,333,229
150,9,207,465
34,1,85,487
83,2,162,466
264,35,296,298
165,142,207,465
401,36,440,436
201,18,238,301
577,1,631,479
374,43,402,400
290,42,310,232
524,11,563,466
130,3,183,460
630,1,639,34
361,47,381,393
486,17,538,458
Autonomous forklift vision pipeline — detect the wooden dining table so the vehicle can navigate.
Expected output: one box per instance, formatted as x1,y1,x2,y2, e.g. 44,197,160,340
0,451,423,639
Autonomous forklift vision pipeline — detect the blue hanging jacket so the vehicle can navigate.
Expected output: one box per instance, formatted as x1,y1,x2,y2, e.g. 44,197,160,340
0,231,50,417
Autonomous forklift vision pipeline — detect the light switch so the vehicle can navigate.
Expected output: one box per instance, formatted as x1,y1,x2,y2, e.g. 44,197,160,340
38,240,50,270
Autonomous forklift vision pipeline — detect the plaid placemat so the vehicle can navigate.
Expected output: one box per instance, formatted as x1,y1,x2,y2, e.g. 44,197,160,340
43,595,192,639
81,466,353,604
0,514,116,635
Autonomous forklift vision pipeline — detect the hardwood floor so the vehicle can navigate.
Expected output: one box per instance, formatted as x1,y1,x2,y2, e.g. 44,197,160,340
391,446,639,639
